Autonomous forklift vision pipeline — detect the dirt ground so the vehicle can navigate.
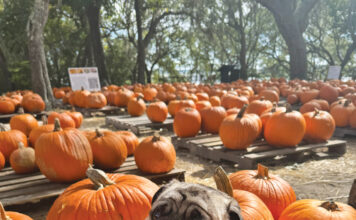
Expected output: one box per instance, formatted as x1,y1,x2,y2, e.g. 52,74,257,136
5,117,356,219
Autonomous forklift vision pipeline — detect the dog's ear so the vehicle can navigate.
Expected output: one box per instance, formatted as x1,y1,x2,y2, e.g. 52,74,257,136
152,179,179,204
227,201,243,220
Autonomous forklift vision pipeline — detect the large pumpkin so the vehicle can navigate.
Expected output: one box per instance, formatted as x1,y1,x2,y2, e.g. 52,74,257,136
21,93,45,113
303,110,335,143
264,104,306,147
200,106,226,134
48,112,76,128
89,130,127,170
28,116,54,147
0,124,28,160
330,100,354,127
10,142,37,174
127,96,146,117
47,166,159,220
146,101,168,123
115,131,139,155
35,119,93,182
73,88,90,108
86,92,107,109
173,108,201,137
229,164,296,219
0,202,32,220
279,199,356,220
9,111,38,136
134,134,176,174
219,105,261,150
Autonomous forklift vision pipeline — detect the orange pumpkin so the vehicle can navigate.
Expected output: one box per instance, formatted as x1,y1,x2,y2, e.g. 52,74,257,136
0,97,15,114
200,106,226,134
299,89,319,104
127,96,146,116
146,101,168,123
21,93,45,113
319,84,339,103
0,202,33,220
303,110,335,143
48,112,76,128
174,99,195,115
28,116,54,147
73,88,90,108
35,119,93,182
86,92,107,109
47,166,158,220
173,108,201,137
287,94,299,105
115,131,139,155
279,199,356,220
0,124,28,160
219,105,261,149
64,110,83,128
134,134,176,174
330,100,354,127
143,87,158,101
264,104,306,147
209,95,221,106
167,99,180,117
196,92,209,101
9,112,38,136
229,164,296,220
246,99,273,116
299,100,322,114
0,151,4,171
349,108,356,128
221,94,249,109
10,142,37,174
114,88,134,107
226,107,240,116
259,89,279,103
54,90,66,99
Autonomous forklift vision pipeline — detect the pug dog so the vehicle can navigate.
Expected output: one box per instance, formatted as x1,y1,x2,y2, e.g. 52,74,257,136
147,180,243,220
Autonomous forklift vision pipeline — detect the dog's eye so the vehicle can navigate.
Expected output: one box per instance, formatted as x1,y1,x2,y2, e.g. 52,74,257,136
189,209,202,220
153,204,170,219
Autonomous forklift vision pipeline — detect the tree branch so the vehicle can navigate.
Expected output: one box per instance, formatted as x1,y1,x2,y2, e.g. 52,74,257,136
295,0,319,32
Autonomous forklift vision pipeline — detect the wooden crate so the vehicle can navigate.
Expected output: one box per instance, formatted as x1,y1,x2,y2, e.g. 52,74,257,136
106,114,174,136
172,134,347,169
0,156,185,207
75,106,126,117
333,127,356,138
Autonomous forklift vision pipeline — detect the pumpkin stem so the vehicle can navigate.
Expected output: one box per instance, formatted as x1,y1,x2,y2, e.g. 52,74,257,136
53,118,61,132
0,124,6,132
95,129,103,137
17,107,25,114
41,115,48,125
236,104,248,118
256,163,269,179
313,108,320,117
18,142,25,150
152,132,161,142
285,103,293,113
320,201,340,212
213,166,233,197
344,100,351,107
0,202,10,220
271,103,277,113
86,164,114,190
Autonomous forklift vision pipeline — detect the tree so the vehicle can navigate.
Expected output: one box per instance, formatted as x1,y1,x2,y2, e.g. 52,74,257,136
27,0,54,106
256,0,319,79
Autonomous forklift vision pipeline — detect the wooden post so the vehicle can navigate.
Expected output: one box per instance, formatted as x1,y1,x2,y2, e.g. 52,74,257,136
348,179,356,209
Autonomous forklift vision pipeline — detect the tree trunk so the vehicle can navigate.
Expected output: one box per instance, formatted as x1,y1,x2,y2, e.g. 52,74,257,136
86,0,110,86
134,0,146,84
349,179,356,209
239,31,248,80
0,47,12,92
27,0,54,108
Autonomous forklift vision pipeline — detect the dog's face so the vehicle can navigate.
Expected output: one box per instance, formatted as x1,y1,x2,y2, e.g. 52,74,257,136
147,180,243,220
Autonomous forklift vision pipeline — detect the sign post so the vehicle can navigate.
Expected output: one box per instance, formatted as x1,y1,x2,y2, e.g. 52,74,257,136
68,67,101,91
326,66,341,80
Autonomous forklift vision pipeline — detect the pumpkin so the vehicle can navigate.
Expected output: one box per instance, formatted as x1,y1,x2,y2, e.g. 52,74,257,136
221,94,249,109
10,142,37,174
226,107,240,116
0,202,33,220
48,112,76,128
330,100,354,127
196,92,209,101
319,84,339,103
313,99,330,111
167,99,180,117
303,109,335,143
21,93,45,113
86,92,107,109
143,87,158,101
174,99,196,115
64,109,83,128
73,88,90,108
349,108,356,128
264,104,306,147
114,88,134,107
47,166,159,220
0,151,4,171
195,100,212,112
89,129,127,170
213,167,273,220
246,99,273,116
35,119,93,182
299,89,319,104
9,110,38,136
287,94,298,105
115,131,139,155
134,134,176,174
146,101,168,123
279,199,356,220
259,89,279,103
0,97,15,114
28,116,54,147
260,105,286,130
299,100,322,114
219,105,261,150
54,90,65,99
200,106,227,134
0,124,28,160
209,95,221,106
127,96,146,116
173,108,201,137
229,164,296,219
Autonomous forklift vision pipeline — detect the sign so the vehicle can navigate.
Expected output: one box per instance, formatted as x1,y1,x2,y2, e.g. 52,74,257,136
68,67,101,91
327,66,341,80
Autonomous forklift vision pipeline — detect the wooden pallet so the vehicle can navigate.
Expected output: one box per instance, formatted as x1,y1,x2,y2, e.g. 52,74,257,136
0,156,185,207
75,106,126,117
172,134,347,169
106,114,174,136
333,127,356,137
0,112,48,123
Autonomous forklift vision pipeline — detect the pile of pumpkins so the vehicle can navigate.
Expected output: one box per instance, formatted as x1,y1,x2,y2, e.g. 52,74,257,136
0,91,46,114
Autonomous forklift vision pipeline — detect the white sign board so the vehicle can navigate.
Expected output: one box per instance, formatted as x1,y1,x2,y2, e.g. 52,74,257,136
327,66,341,80
68,67,101,91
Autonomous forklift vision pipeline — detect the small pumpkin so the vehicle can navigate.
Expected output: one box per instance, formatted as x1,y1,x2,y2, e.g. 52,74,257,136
114,88,134,107
229,164,296,220
0,124,28,160
115,131,139,155
28,116,54,147
21,93,45,113
146,101,168,123
167,99,180,117
319,84,339,103
73,88,90,108
54,90,65,99
259,89,279,103
47,166,159,220
86,92,107,109
196,92,209,101
303,109,335,143
0,97,15,114
287,94,298,105
246,99,273,116
134,134,176,174
48,112,76,128
200,106,227,134
35,119,93,182
127,96,146,117
9,109,38,136
221,94,249,109
174,99,196,115
89,129,127,170
279,199,356,220
195,100,212,112
173,108,201,137
64,109,83,128
330,100,354,127
209,95,221,106
143,87,158,101
10,142,37,174
0,202,33,220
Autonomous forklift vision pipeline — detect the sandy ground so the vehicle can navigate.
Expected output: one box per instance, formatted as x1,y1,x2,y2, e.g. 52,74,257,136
5,117,356,219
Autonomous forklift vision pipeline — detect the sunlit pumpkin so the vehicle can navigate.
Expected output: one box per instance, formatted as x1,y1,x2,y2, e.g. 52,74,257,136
173,108,201,137
0,124,28,160
146,101,168,123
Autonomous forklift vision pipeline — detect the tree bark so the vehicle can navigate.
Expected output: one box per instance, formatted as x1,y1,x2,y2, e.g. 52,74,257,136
27,0,54,108
0,47,12,92
349,179,356,209
86,0,110,86
134,0,146,84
